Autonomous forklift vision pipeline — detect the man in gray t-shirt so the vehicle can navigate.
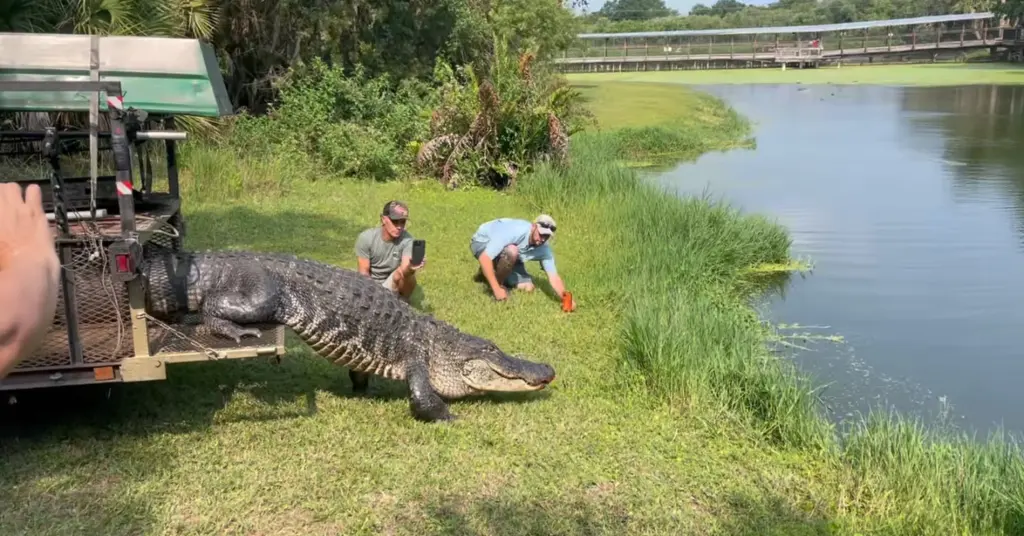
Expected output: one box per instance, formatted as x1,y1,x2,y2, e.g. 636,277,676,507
355,200,424,301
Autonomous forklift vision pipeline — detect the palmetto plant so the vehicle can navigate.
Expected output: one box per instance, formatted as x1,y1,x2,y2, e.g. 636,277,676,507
416,34,593,190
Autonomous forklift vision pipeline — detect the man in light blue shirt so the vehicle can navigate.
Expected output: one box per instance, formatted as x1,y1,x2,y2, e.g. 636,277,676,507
469,214,574,309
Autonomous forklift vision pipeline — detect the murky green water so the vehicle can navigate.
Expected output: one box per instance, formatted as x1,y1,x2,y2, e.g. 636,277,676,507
655,83,1024,436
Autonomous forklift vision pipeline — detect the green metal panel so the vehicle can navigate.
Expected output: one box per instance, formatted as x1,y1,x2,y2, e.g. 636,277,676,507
0,33,234,117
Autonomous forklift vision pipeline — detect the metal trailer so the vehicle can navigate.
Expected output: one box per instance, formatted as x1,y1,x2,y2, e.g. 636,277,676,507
0,33,285,391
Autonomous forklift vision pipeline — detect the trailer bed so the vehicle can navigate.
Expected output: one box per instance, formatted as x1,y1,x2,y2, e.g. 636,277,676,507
3,193,287,390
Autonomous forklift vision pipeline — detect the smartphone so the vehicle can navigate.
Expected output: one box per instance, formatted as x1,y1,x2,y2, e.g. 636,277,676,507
411,239,426,266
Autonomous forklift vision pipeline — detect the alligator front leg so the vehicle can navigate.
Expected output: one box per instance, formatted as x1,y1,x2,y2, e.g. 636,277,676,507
405,359,455,422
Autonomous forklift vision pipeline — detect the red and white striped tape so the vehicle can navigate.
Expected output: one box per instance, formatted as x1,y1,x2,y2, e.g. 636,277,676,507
115,181,132,196
106,95,124,110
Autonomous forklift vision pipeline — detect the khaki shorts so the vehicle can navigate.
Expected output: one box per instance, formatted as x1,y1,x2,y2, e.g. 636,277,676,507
380,271,399,292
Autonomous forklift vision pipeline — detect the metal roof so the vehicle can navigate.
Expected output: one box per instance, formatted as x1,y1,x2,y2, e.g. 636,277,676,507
577,11,998,39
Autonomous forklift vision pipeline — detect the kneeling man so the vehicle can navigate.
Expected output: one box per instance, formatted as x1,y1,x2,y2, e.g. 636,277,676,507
469,214,574,310
355,200,424,302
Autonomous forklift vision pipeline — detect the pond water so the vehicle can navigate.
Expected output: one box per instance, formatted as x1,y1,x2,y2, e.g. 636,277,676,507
654,82,1024,436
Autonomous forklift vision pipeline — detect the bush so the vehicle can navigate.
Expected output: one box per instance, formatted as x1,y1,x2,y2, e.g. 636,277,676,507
225,59,436,181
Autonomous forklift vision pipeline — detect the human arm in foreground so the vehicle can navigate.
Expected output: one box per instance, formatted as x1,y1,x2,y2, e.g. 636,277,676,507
0,183,60,378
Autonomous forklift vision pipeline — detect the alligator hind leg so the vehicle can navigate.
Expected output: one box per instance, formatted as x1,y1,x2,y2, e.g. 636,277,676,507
406,359,454,422
199,316,262,344
199,291,272,343
349,370,370,394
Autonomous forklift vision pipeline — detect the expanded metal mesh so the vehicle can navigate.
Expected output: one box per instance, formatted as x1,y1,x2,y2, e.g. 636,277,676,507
16,238,134,370
16,211,280,370
149,323,282,355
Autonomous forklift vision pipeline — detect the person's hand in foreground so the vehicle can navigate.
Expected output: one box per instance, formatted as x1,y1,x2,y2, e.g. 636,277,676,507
0,183,60,378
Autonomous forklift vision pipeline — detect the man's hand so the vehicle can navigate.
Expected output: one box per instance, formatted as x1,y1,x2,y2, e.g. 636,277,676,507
492,286,508,301
409,256,426,273
0,183,56,271
0,183,60,378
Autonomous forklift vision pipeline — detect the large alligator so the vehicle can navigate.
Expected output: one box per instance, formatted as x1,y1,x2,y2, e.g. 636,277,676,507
140,248,556,422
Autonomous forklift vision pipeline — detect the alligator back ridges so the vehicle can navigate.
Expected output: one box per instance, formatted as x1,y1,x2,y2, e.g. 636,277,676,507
139,247,557,422
144,249,446,381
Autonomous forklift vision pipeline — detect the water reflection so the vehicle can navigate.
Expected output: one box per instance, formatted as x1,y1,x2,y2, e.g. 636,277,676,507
655,82,1024,436
900,85,1024,248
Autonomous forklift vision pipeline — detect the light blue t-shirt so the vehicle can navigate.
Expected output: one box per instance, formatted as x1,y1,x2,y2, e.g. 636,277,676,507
470,218,557,274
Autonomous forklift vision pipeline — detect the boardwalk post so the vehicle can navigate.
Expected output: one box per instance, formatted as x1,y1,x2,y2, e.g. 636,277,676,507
912,30,916,50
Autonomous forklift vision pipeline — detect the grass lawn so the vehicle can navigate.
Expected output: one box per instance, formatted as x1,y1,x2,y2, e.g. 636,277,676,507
2,77,1023,535
566,62,1024,87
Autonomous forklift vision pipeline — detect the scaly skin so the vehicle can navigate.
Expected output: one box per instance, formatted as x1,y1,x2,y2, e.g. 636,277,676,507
141,248,556,422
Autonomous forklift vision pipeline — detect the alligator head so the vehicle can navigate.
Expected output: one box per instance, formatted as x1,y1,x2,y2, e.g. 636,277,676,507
429,332,556,399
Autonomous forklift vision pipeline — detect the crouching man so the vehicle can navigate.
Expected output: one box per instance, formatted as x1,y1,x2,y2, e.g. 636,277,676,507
355,200,424,302
469,214,575,310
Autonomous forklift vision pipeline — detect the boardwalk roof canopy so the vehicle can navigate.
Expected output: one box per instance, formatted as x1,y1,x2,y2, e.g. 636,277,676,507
577,11,998,39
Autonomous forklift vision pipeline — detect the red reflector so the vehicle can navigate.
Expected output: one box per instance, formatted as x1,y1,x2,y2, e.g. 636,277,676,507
115,253,131,273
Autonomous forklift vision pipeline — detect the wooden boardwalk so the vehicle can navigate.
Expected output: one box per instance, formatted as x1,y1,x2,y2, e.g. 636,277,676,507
556,12,1021,71
557,38,1003,66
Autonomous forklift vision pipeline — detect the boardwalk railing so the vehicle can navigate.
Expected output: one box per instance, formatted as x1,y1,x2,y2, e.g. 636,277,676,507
556,12,1018,69
775,47,823,62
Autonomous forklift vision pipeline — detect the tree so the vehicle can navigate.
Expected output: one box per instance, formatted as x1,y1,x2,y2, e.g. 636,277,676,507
597,0,677,21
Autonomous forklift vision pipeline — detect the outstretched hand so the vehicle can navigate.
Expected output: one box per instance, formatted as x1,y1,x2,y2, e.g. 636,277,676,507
0,183,60,377
0,183,56,271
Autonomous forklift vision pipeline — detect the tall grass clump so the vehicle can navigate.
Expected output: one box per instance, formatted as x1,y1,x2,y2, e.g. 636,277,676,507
833,410,1024,534
518,132,834,451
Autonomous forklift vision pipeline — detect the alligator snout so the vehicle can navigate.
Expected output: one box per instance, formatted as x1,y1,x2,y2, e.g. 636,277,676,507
522,362,556,386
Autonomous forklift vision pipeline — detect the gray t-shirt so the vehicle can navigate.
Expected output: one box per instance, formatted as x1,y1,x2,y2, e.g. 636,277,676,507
354,227,413,281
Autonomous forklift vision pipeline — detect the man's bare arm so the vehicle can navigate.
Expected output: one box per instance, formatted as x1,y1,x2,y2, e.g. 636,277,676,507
0,183,60,378
357,257,371,276
548,272,567,296
0,257,59,377
478,253,503,294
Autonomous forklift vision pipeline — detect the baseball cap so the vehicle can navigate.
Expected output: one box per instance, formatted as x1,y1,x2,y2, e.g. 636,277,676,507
382,200,409,220
535,214,556,236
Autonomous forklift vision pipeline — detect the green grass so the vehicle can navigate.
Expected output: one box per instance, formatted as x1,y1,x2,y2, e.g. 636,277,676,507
572,81,755,166
3,78,1024,535
566,62,1024,87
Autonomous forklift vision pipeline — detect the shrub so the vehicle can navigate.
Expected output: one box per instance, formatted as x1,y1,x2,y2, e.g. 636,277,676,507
225,59,436,181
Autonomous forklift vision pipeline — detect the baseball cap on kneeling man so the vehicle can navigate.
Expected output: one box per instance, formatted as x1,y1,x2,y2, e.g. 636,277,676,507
535,214,556,236
383,200,409,220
